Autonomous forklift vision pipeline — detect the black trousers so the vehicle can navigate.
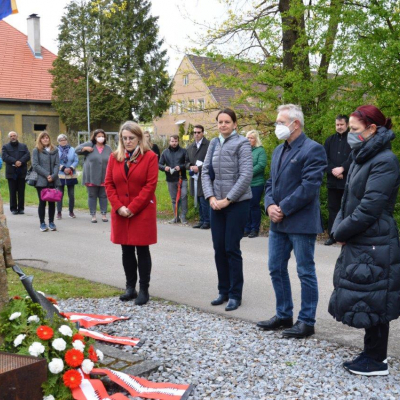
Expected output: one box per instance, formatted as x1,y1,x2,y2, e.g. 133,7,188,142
327,188,344,235
121,245,152,289
364,322,389,362
36,187,56,224
8,177,26,212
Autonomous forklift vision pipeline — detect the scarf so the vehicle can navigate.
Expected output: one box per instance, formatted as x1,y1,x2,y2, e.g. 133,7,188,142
124,146,141,174
59,145,71,164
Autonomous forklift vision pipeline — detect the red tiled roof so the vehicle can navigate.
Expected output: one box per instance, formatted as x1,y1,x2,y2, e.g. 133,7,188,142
0,20,56,102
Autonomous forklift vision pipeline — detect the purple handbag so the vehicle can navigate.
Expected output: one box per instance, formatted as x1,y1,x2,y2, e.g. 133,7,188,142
41,188,63,202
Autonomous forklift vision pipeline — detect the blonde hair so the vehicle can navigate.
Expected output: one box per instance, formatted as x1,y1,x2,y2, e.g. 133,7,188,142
113,121,150,162
35,131,55,152
246,130,262,147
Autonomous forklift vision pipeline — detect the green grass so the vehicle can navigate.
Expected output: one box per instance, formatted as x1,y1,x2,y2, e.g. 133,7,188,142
7,265,122,299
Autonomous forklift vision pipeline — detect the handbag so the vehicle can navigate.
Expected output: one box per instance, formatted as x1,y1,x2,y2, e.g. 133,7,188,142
41,188,63,202
25,167,38,186
208,139,218,181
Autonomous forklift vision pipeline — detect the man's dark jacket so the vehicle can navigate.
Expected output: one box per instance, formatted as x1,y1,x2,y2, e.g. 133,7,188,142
324,131,352,189
185,138,210,197
329,127,400,329
2,142,30,179
159,145,187,182
264,132,327,234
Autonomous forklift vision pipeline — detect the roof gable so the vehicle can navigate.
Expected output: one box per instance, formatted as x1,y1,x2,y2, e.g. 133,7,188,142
0,20,56,102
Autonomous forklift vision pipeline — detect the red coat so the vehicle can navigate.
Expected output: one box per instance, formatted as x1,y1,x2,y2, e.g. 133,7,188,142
105,151,158,246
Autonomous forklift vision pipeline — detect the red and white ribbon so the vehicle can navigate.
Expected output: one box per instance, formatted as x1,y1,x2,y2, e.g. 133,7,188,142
79,328,141,347
62,313,129,328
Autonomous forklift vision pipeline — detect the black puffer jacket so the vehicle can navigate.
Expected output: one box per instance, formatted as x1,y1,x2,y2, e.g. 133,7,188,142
328,126,400,329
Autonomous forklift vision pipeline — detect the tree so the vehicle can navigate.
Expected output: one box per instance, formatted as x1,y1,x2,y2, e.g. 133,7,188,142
51,0,172,131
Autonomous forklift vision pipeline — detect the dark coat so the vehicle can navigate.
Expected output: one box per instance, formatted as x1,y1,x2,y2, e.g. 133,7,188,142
1,142,30,179
158,145,187,182
32,147,60,188
264,132,327,234
105,151,158,246
324,131,352,189
328,127,400,329
185,138,210,197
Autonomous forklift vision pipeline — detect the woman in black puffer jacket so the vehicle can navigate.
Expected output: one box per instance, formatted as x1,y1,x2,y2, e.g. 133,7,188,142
328,105,400,376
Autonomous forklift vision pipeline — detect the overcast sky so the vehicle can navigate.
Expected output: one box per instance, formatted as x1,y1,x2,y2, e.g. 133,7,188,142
3,0,226,75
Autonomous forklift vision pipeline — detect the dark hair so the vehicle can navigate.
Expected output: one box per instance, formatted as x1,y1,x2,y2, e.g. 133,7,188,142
194,124,204,133
336,114,349,124
216,108,237,123
350,105,392,129
91,129,107,144
170,134,179,141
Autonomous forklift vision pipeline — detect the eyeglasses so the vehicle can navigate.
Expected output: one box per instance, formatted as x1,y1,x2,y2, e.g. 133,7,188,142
122,136,137,142
193,132,203,135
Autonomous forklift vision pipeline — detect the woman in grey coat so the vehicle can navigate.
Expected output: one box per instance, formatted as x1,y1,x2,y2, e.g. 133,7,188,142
202,108,253,311
32,131,60,232
75,129,112,223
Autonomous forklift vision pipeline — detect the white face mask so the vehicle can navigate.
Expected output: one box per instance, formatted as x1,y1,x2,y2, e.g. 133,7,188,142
96,137,105,143
275,121,294,141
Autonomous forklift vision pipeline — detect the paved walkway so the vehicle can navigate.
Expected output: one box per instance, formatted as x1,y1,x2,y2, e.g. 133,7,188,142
7,205,400,358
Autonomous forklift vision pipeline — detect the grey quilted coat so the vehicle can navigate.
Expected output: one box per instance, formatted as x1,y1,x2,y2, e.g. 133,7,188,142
328,127,400,329
32,147,60,188
202,134,252,202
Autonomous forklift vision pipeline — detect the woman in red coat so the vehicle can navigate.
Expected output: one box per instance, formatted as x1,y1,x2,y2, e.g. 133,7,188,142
105,121,158,305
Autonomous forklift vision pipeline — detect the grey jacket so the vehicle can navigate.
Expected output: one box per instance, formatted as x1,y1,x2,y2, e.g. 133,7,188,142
202,134,253,202
32,147,60,188
75,141,112,185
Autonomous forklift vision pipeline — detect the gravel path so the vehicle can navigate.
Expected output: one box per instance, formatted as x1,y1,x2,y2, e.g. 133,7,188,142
59,297,400,399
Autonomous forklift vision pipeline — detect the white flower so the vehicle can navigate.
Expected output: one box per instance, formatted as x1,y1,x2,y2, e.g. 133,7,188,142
48,358,64,374
58,325,72,337
72,340,85,352
43,395,55,400
96,349,104,361
9,312,21,321
81,359,94,374
13,334,26,347
29,342,45,357
52,338,67,351
28,315,40,323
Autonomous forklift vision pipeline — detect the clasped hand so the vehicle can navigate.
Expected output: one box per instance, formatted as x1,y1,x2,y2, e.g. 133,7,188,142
209,197,230,210
118,206,133,218
267,204,284,223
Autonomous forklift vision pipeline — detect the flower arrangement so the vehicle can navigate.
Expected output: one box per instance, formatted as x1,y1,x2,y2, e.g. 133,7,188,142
0,296,103,400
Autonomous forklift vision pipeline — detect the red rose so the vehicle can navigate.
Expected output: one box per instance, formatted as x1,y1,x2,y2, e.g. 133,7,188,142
88,345,98,362
63,369,82,389
65,349,84,367
13,295,22,300
36,325,54,340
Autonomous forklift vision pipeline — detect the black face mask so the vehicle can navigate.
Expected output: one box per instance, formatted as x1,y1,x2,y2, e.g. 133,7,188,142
10,140,19,147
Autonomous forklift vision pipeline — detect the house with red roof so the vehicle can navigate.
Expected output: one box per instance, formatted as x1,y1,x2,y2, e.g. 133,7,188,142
0,14,66,147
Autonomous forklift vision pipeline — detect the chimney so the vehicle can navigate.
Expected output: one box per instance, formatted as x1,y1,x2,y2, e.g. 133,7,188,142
27,14,42,59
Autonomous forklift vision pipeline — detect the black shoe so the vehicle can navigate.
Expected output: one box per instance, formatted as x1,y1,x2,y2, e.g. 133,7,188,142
282,321,315,338
135,288,149,306
257,315,293,330
119,286,138,301
243,231,250,237
343,352,367,369
18,210,25,215
324,238,336,246
248,230,259,238
200,223,210,229
193,222,203,229
211,294,229,306
345,356,388,376
225,299,241,311
11,210,18,215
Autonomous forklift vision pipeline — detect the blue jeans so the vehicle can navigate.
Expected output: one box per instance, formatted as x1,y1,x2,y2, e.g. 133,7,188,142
210,200,250,301
268,230,318,326
245,185,264,233
198,196,210,224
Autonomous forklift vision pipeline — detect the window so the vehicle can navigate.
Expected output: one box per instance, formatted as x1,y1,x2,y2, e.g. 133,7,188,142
198,99,205,110
177,102,182,114
181,101,186,113
183,74,189,85
169,103,176,114
189,99,195,112
34,124,47,131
